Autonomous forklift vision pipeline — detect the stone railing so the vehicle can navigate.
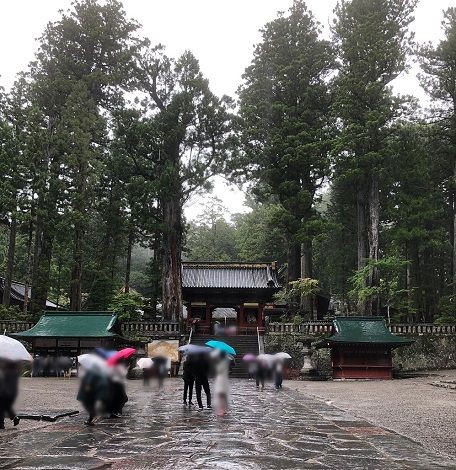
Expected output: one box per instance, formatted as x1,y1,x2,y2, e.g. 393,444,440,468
1,321,35,334
121,321,181,337
267,321,456,336
389,323,456,335
268,322,333,335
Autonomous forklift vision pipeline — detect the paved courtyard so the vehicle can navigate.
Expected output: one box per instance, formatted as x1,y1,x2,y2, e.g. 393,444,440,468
0,378,455,469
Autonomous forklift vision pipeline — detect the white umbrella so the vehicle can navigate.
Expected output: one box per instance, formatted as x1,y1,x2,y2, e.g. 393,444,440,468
257,353,275,363
274,352,292,360
137,357,154,369
0,335,32,362
78,354,107,372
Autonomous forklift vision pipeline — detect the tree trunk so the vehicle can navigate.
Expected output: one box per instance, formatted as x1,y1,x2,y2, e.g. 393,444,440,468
2,216,17,306
356,190,368,313
300,238,313,318
287,241,301,282
125,229,134,294
23,220,34,314
31,218,54,316
367,175,380,315
453,159,456,293
161,193,183,322
70,224,83,311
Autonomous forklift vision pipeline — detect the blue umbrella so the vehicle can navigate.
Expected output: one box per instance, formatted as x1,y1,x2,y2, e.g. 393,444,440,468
205,340,236,356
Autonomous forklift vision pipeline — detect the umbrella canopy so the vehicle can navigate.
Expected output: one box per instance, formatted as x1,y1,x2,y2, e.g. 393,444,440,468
178,344,211,355
78,353,107,372
257,353,275,363
137,357,154,369
107,347,136,366
205,340,236,356
274,352,292,360
95,348,117,360
242,353,257,362
0,335,32,362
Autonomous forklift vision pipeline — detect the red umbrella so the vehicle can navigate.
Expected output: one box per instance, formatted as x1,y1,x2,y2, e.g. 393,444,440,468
107,347,136,366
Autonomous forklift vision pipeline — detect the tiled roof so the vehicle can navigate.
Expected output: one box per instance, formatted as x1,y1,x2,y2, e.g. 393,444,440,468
0,278,58,309
12,311,118,338
182,262,280,289
314,317,414,349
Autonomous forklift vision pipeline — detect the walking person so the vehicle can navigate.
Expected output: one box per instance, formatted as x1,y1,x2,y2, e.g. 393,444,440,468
182,356,194,406
255,358,266,391
0,360,20,429
274,359,284,390
214,351,230,416
194,353,211,410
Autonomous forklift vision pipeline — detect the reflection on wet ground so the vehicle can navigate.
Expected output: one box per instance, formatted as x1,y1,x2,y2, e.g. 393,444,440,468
0,379,454,469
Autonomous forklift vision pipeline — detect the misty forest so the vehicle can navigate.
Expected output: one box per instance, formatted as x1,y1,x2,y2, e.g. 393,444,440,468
1,0,456,325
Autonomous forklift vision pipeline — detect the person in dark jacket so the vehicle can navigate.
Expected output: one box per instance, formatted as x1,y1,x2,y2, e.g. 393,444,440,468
0,360,20,429
193,353,211,410
182,357,194,406
77,368,108,426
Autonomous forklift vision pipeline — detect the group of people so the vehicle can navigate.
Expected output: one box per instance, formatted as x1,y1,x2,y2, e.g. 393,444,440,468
1,342,289,429
77,349,134,426
248,356,285,391
31,355,73,378
181,350,231,415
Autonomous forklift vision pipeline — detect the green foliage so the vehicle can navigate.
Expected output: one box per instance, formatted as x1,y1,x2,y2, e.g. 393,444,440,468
0,305,33,322
108,291,143,322
275,278,320,316
236,0,334,277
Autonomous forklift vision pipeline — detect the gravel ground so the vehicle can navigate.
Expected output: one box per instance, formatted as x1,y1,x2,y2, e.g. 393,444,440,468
285,369,456,459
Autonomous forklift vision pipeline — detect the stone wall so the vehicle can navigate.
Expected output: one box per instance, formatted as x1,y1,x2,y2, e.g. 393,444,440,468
265,334,456,379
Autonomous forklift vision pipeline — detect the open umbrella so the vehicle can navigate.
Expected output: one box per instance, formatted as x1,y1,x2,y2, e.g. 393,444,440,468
95,348,117,360
137,357,154,369
0,335,32,362
107,347,136,366
178,344,211,355
78,353,107,371
242,353,257,362
257,353,275,363
205,339,236,356
274,352,292,360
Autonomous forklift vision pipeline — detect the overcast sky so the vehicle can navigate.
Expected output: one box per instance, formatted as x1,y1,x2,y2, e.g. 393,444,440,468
1,0,453,221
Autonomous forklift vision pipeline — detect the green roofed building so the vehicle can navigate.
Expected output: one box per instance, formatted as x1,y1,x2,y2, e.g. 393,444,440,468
12,311,125,357
313,317,414,380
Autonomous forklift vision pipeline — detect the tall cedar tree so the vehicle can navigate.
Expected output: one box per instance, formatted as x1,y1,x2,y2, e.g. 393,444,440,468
419,8,456,293
237,1,334,282
138,47,232,321
28,0,141,314
332,0,417,314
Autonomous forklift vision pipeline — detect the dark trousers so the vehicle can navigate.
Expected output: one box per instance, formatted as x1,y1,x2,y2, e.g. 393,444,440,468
0,400,15,428
275,372,283,389
256,371,265,388
183,379,194,402
195,377,211,408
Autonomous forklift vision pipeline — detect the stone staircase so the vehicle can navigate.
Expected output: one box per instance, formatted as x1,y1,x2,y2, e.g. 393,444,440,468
190,334,261,378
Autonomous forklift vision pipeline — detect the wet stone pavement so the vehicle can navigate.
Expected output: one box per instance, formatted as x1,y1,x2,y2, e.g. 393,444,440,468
0,379,455,469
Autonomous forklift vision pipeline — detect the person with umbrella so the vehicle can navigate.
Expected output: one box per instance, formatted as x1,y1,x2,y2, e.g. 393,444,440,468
105,348,135,418
77,354,109,426
178,345,211,407
0,335,31,429
193,352,212,411
182,355,195,406
273,352,291,390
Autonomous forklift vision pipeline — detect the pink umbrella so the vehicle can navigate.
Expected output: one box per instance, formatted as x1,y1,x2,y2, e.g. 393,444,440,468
107,347,136,366
242,353,257,362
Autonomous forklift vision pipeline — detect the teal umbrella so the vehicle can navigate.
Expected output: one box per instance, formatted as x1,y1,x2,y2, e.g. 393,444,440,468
205,340,236,356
